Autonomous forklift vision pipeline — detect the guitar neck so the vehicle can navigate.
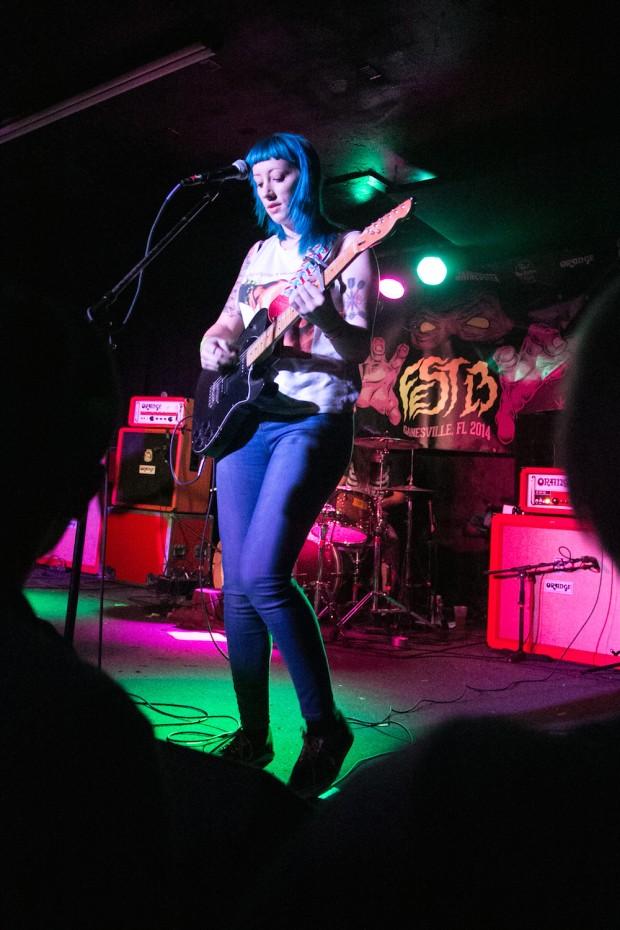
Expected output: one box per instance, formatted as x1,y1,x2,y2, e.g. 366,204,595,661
246,304,299,366
245,237,360,367
244,198,414,367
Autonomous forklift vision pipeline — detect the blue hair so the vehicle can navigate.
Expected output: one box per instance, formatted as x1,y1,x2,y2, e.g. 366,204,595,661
245,132,339,255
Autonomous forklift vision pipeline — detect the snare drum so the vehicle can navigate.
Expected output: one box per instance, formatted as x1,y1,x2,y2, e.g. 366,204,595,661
312,488,372,546
293,535,343,597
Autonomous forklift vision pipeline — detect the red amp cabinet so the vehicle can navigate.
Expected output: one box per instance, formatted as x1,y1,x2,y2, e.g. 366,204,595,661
487,513,620,666
104,509,214,585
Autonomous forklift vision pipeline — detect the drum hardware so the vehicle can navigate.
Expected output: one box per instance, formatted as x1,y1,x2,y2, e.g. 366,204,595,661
334,444,436,639
394,449,437,623
397,483,435,620
335,446,412,637
293,520,343,622
296,491,374,623
313,519,336,618
354,435,420,452
346,546,368,605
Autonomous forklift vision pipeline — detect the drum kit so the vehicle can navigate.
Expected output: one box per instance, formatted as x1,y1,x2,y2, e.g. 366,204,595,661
293,434,436,636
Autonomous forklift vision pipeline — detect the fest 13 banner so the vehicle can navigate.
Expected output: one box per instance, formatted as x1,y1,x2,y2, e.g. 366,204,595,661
354,242,618,453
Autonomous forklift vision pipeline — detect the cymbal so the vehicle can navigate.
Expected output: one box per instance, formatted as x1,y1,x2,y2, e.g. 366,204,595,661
354,435,419,450
387,484,434,493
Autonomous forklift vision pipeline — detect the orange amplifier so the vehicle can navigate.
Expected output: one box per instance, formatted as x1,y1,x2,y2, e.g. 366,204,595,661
128,395,192,427
518,467,573,516
111,426,212,513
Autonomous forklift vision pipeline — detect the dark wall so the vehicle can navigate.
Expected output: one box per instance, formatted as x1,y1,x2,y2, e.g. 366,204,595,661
3,119,258,420
413,451,515,621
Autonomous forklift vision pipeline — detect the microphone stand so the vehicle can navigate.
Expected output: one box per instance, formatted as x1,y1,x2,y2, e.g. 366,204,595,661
486,564,538,663
63,507,88,645
86,188,219,326
485,556,599,663
64,187,220,649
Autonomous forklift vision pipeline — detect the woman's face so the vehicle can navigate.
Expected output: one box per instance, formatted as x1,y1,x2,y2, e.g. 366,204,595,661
252,158,300,229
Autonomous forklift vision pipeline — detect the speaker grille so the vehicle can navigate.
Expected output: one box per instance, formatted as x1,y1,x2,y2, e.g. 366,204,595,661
114,429,177,508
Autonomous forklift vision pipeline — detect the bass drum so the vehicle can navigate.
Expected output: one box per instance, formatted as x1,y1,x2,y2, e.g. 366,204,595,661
293,535,343,597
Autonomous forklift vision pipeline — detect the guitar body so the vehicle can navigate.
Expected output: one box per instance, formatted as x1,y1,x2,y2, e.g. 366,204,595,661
192,309,271,460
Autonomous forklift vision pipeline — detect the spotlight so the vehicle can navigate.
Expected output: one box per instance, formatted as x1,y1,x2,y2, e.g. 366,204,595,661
416,256,448,286
379,277,406,300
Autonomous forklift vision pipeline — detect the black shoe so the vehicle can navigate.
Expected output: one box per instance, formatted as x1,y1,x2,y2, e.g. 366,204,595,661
216,727,275,768
288,711,353,799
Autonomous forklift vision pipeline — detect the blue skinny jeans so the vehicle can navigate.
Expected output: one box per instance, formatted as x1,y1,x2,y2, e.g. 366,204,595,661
215,412,354,732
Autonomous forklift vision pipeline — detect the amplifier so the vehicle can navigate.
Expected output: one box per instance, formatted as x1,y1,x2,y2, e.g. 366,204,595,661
487,513,620,666
112,426,212,513
518,467,573,515
105,508,214,585
128,395,192,427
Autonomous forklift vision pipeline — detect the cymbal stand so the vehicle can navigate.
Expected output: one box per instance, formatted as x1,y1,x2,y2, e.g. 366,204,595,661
425,497,440,619
395,449,433,625
398,448,416,611
335,448,409,634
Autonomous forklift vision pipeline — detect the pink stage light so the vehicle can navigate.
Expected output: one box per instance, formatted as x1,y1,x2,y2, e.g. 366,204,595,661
379,277,406,300
168,630,227,642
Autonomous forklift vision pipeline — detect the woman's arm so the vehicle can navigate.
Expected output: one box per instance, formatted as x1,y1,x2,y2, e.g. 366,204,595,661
290,233,376,363
200,242,262,370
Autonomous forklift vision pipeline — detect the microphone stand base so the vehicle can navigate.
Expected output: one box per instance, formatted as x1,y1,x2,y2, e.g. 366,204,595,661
504,649,554,664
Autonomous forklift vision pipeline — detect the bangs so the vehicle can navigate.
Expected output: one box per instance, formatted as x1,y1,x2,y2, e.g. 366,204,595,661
246,134,299,169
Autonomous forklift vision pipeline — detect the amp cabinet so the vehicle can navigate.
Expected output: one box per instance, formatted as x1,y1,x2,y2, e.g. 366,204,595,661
104,508,215,585
112,426,213,513
487,513,620,666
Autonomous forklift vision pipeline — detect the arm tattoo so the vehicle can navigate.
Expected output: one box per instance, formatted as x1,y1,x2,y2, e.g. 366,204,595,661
222,245,256,320
343,277,368,316
223,288,241,318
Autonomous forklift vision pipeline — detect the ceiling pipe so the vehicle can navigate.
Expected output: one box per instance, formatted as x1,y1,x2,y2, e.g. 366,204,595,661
0,43,215,145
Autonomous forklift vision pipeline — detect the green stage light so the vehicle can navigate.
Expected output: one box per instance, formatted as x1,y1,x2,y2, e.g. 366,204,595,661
416,255,448,285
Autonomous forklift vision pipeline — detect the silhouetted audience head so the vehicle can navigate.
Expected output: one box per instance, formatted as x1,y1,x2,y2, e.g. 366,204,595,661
559,264,620,566
1,284,120,580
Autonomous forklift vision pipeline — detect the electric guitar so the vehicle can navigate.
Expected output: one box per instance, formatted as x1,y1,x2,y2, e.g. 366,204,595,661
191,197,414,460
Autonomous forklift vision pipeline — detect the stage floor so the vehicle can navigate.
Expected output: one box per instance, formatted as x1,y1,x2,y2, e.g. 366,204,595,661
24,563,620,791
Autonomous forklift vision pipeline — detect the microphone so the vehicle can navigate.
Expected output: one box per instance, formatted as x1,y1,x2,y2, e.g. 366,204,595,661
582,555,601,572
180,159,249,186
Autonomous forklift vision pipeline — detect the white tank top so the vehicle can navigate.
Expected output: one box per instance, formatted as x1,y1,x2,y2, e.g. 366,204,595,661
237,235,362,413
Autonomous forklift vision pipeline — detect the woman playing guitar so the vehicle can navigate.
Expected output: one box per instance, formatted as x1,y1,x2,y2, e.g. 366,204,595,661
198,131,377,798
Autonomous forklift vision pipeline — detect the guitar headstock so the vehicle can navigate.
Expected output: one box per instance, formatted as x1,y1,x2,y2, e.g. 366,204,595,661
355,197,415,251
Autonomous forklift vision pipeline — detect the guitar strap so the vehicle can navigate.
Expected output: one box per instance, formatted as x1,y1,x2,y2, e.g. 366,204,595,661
291,240,333,289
